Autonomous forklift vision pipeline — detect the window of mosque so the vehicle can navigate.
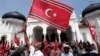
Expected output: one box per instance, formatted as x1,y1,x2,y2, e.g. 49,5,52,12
82,33,87,42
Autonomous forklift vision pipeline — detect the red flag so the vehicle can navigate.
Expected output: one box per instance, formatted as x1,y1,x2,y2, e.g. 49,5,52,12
53,39,59,51
13,34,20,46
53,39,59,56
87,21,97,41
0,42,10,56
5,42,10,51
29,0,73,31
43,37,49,55
4,42,10,55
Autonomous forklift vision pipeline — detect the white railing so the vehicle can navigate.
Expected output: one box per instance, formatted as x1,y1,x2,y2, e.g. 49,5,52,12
0,20,13,34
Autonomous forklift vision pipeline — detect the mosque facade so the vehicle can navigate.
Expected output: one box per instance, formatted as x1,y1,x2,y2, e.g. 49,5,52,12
0,10,94,44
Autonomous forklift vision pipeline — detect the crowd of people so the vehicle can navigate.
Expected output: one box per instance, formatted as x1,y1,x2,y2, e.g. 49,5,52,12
0,25,99,56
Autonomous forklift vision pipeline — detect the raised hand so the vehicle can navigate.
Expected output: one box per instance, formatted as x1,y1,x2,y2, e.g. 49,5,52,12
17,24,27,34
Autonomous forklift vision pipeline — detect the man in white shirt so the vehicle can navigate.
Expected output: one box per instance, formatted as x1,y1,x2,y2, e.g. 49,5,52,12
61,44,73,56
29,41,44,56
19,25,44,56
29,45,44,56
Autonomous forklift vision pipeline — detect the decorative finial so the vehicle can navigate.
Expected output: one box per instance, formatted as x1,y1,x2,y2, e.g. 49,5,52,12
90,0,93,4
16,9,18,12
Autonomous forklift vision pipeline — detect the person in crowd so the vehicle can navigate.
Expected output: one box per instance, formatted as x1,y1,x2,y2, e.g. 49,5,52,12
0,35,9,56
49,45,55,56
90,43,98,54
10,45,29,56
9,42,16,56
71,44,78,56
82,41,99,56
58,43,63,56
78,42,85,56
61,44,73,56
18,25,44,56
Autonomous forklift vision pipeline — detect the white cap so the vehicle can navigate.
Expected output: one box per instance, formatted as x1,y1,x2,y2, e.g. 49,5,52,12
63,44,70,48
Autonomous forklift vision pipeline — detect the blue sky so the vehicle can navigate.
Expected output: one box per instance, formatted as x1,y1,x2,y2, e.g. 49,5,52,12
0,0,100,19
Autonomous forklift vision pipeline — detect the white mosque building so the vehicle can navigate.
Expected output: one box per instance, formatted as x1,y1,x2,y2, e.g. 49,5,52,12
81,3,100,45
0,11,94,44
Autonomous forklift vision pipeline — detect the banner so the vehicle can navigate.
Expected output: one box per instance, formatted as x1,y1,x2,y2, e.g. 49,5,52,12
87,21,97,41
29,0,73,31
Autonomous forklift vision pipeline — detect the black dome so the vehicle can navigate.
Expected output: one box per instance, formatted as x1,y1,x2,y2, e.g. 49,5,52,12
82,3,100,17
2,11,26,22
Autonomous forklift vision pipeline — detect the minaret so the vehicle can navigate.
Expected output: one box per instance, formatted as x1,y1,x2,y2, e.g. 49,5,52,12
70,11,83,42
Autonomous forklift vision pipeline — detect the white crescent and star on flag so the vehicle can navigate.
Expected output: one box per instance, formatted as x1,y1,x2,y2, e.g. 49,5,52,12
45,8,57,18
